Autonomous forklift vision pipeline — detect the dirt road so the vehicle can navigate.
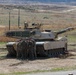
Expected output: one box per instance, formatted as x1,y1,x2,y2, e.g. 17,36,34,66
0,53,76,74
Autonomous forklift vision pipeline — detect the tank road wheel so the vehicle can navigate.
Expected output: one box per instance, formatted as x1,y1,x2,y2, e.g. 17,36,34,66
45,48,66,58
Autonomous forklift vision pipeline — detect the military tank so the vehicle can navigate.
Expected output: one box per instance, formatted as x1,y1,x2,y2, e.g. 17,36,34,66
5,24,74,59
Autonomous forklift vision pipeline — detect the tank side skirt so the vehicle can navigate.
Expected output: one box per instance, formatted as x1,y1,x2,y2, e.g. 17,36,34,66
36,44,67,57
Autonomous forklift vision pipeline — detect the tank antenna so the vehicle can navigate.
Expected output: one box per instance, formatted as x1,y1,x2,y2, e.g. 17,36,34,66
18,8,20,29
9,10,11,30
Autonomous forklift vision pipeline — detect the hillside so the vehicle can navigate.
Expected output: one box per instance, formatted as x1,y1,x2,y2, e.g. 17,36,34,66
0,0,76,4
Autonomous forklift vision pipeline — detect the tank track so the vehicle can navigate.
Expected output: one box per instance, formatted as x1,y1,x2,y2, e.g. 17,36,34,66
36,44,68,57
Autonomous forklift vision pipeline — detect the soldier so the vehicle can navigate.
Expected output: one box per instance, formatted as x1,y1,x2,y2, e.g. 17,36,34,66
28,38,37,60
24,22,28,29
17,39,28,60
6,44,16,58
31,39,37,59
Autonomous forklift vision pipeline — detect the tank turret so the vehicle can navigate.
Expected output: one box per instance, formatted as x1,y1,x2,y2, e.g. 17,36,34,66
5,27,74,40
31,27,74,41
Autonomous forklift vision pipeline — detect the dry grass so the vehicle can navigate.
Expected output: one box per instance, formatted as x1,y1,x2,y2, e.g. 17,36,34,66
0,26,18,42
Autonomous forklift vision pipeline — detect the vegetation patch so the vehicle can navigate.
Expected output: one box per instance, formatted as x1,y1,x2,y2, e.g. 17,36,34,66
12,66,76,75
0,66,75,75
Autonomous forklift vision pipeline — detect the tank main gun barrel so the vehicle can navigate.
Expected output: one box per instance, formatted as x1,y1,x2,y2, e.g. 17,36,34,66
56,27,74,35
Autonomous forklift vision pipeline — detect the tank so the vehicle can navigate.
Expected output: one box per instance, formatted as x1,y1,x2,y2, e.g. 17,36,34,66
5,26,74,59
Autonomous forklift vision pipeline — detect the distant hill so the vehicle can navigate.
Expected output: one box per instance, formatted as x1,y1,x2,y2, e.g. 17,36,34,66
27,0,76,3
0,0,76,4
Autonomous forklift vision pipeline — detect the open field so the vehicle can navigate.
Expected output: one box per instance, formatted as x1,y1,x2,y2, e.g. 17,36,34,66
0,4,76,74
0,4,76,28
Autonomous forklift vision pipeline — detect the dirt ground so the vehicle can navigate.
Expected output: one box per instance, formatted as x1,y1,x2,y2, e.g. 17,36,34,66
0,49,76,74
0,26,76,74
